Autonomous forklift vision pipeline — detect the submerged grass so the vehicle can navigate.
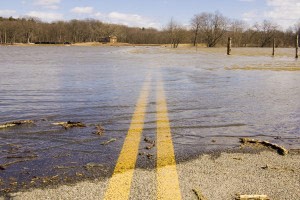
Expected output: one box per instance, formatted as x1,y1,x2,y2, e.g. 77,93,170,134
226,66,300,71
226,61,300,71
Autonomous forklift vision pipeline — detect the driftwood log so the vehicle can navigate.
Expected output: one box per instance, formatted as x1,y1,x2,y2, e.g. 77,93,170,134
240,138,288,155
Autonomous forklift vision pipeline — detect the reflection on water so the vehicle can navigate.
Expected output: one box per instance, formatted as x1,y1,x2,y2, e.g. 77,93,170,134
0,46,299,192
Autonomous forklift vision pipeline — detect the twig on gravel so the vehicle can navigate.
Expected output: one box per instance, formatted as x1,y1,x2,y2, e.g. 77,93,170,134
192,188,207,200
261,164,295,172
236,194,269,200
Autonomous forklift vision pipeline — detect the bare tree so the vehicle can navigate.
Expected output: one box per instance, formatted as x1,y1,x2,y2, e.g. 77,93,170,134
190,14,203,46
229,19,247,47
5,20,19,44
293,20,300,34
21,17,37,43
166,18,176,47
193,12,229,47
0,15,297,47
253,20,278,47
166,19,187,48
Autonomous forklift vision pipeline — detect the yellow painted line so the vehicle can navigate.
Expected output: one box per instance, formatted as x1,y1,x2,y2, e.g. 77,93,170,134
103,77,151,200
156,80,182,200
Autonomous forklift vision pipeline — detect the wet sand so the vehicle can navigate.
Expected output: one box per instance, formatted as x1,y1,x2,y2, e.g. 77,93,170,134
5,150,300,200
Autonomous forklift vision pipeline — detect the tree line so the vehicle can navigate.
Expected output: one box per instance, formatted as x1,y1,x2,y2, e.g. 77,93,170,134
0,12,299,47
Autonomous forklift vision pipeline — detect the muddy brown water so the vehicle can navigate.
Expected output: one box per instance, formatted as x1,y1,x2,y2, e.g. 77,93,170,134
0,46,299,194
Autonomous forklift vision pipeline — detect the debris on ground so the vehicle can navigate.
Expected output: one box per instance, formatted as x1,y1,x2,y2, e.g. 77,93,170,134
0,120,34,129
233,157,243,161
240,138,288,155
54,165,76,170
26,175,60,187
192,188,207,200
101,138,116,145
261,164,295,172
139,152,154,159
1,158,35,168
236,194,269,200
145,143,155,150
93,125,105,135
76,172,83,177
144,137,155,150
52,153,71,158
261,164,273,170
6,154,38,159
52,121,86,129
84,162,104,170
146,153,153,159
0,165,5,170
144,137,155,145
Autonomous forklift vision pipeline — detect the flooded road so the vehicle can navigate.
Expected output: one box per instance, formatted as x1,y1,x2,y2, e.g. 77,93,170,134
0,46,300,194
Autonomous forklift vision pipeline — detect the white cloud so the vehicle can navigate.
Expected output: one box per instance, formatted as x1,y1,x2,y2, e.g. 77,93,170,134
70,8,160,28
26,11,63,21
264,0,300,29
33,0,61,9
241,0,300,29
242,10,260,22
0,10,17,17
95,11,160,28
70,7,94,14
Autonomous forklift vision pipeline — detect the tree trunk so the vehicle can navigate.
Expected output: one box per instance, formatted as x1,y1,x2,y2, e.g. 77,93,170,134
27,33,30,44
272,38,275,56
227,37,232,55
296,34,299,59
193,25,199,46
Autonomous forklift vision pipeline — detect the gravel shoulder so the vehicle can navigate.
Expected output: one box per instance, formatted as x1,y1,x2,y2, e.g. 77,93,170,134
5,151,300,200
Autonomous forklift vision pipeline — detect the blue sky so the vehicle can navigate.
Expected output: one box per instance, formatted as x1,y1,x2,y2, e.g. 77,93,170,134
0,0,299,29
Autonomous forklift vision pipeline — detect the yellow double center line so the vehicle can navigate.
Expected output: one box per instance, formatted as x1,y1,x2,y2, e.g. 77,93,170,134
104,75,181,200
156,81,181,200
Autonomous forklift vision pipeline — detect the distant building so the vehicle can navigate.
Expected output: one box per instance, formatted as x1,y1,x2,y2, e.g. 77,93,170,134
109,36,117,43
100,36,117,43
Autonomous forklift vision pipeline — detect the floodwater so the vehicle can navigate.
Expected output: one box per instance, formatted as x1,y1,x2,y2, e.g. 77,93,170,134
0,46,300,193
